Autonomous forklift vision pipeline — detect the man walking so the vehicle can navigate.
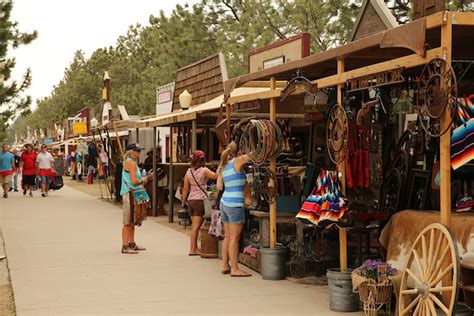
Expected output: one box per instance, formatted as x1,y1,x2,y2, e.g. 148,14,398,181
36,145,55,197
0,144,15,198
12,149,21,192
20,144,37,197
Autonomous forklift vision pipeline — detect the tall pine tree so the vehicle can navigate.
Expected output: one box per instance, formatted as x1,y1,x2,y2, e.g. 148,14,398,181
0,0,37,141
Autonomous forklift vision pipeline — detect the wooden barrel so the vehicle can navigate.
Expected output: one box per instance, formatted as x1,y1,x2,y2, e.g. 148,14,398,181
200,225,218,258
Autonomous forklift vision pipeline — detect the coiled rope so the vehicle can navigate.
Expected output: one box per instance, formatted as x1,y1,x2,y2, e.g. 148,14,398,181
239,119,283,165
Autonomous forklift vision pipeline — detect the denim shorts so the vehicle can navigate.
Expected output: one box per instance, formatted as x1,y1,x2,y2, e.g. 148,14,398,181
220,203,246,224
40,176,51,185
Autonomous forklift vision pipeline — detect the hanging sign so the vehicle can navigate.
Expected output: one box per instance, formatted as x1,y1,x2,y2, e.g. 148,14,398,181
346,67,404,92
73,122,88,136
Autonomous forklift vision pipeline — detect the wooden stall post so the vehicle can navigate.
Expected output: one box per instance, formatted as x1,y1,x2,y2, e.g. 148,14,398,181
337,58,348,273
440,11,453,305
168,126,174,223
226,104,231,145
152,126,157,217
440,11,452,228
192,119,197,152
269,77,277,249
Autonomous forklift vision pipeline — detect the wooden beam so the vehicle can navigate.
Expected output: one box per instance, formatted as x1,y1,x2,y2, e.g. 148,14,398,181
452,11,474,26
315,47,444,89
440,12,453,306
269,77,277,250
223,48,443,106
205,112,305,119
337,59,348,273
440,13,452,228
191,119,197,152
426,11,446,29
152,127,157,217
227,89,281,105
168,126,174,223
242,80,288,88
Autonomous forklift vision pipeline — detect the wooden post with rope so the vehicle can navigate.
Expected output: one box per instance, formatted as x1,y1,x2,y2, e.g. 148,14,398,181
269,77,277,250
337,58,348,273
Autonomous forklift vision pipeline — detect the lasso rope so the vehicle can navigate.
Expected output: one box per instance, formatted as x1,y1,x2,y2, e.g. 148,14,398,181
240,119,283,165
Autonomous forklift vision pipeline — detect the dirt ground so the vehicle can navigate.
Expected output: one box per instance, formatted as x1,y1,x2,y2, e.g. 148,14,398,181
0,230,15,316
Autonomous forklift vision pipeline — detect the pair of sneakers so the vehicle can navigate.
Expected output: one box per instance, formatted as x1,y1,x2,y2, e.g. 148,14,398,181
41,191,48,197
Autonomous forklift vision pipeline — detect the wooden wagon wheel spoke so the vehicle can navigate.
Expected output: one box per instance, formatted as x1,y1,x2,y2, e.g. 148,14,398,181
399,223,459,316
402,294,422,315
428,299,437,315
427,229,443,275
413,299,423,316
400,289,418,295
430,263,454,287
412,249,425,282
429,245,450,283
429,293,450,314
430,286,454,293
406,268,423,285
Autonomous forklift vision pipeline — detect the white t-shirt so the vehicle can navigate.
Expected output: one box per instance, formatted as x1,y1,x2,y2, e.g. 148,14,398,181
36,152,54,169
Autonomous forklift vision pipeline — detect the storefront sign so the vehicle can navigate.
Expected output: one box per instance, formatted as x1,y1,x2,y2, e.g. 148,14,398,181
233,101,260,112
346,67,404,92
42,138,53,145
72,122,88,136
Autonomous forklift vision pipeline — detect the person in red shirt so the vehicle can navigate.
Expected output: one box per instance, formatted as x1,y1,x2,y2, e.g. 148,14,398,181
20,144,37,197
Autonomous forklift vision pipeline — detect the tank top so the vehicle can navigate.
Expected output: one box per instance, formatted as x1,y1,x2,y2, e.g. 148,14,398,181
186,167,208,201
120,158,143,195
221,159,246,207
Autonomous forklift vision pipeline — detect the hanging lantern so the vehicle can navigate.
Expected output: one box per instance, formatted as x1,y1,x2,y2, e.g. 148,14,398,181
179,89,192,110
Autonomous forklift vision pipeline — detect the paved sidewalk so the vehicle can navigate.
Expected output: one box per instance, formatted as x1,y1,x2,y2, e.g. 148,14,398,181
0,185,361,315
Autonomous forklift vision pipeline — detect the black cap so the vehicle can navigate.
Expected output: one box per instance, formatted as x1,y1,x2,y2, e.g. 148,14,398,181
126,143,144,152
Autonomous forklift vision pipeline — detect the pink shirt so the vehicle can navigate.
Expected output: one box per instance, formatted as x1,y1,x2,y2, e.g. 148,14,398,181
186,167,208,200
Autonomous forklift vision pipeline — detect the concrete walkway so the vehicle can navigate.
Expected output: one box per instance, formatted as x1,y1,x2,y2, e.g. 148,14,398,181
0,185,361,315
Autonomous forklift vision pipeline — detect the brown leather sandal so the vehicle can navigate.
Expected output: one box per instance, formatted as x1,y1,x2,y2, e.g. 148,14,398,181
129,243,146,251
121,246,138,254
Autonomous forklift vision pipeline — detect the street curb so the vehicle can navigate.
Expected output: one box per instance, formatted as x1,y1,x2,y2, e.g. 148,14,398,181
0,229,16,316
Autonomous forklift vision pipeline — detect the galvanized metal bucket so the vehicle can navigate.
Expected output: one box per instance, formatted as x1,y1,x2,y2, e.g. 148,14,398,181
327,268,359,312
260,245,286,280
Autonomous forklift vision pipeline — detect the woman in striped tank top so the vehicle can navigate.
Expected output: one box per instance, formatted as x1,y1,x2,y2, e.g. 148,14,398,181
218,142,252,277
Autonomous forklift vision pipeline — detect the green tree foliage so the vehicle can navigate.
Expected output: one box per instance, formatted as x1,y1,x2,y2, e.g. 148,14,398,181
0,0,37,141
13,0,472,140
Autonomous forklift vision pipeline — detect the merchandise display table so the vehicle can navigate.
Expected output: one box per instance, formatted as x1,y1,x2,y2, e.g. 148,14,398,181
249,211,296,248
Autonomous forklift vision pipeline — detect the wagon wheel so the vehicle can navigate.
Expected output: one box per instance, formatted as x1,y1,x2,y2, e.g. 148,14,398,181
326,104,348,164
399,223,459,316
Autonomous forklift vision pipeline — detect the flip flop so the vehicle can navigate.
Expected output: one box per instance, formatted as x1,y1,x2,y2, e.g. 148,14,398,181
230,273,252,277
221,269,231,275
188,253,201,256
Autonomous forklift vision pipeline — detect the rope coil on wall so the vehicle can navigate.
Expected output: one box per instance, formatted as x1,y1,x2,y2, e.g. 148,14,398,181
239,119,283,165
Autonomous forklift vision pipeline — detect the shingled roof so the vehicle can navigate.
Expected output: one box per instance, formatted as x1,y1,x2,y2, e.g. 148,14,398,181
172,53,228,111
350,0,398,42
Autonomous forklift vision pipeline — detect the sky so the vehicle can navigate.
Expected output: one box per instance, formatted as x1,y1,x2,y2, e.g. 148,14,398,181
10,0,195,111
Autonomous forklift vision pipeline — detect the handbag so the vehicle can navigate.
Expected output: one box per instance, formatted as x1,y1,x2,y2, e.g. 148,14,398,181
125,181,150,226
189,169,212,218
208,207,225,240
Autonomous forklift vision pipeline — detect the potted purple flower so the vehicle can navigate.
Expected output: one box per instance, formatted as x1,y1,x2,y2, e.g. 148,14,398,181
353,259,398,314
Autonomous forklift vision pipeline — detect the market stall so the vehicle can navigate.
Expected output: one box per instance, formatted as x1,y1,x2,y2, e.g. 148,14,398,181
221,8,474,315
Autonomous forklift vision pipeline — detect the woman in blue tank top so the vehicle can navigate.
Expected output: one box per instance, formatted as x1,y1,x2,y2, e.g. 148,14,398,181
218,142,252,277
120,143,152,254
